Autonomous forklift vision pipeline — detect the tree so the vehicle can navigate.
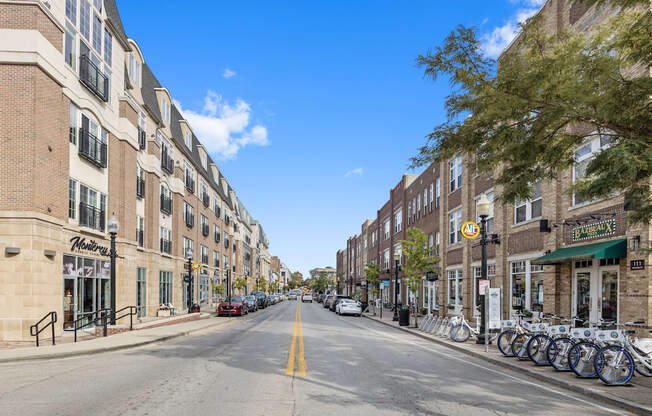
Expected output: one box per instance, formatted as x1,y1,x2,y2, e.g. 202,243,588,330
256,278,268,294
269,281,279,294
364,262,381,315
400,227,439,327
212,282,225,300
233,276,247,295
288,272,304,290
310,271,330,293
412,1,651,223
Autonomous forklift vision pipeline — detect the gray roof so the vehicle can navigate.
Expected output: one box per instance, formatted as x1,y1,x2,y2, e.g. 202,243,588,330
103,0,131,51
140,63,162,124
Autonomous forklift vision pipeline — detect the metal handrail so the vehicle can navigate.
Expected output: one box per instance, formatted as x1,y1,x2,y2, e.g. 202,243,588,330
113,306,137,330
30,311,57,347
73,308,111,342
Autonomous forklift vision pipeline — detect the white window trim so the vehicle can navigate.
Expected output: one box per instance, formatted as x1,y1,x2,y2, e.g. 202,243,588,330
514,181,542,225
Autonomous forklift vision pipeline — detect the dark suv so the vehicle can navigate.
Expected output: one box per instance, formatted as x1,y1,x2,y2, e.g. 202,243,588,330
251,291,268,309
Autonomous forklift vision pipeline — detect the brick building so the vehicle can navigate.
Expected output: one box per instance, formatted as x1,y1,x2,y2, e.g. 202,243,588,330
0,0,275,342
336,0,651,329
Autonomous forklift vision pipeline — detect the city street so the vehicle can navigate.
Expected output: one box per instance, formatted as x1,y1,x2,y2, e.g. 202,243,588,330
0,301,632,416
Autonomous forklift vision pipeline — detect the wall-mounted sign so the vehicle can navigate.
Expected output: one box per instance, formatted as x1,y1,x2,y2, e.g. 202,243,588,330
191,262,201,271
461,221,480,239
572,219,615,242
69,236,115,258
631,259,645,270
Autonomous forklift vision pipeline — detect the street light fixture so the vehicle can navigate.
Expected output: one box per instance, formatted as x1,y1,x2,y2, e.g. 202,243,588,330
108,213,119,324
476,193,499,344
392,252,401,322
186,247,193,311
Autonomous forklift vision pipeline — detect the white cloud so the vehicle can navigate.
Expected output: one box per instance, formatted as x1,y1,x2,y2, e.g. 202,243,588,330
480,6,540,58
345,168,363,177
222,68,236,79
175,91,269,159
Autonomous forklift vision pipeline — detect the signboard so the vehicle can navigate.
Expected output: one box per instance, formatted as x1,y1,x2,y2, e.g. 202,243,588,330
69,236,115,258
191,262,201,271
488,287,501,329
631,259,645,270
572,219,615,242
461,221,480,239
479,279,490,295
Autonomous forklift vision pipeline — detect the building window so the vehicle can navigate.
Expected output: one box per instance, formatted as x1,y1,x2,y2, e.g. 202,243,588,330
159,271,172,305
428,234,434,256
161,98,170,124
103,28,112,65
137,268,146,318
383,250,390,270
510,261,543,313
78,183,106,231
200,276,209,303
66,0,77,24
214,225,220,243
436,178,441,207
201,153,207,170
449,156,462,192
128,53,141,87
476,191,494,234
160,227,171,254
136,216,144,247
79,0,90,40
213,195,221,217
69,179,77,219
201,245,208,265
473,264,496,307
449,209,462,245
429,183,434,210
447,269,463,307
183,237,194,259
514,181,542,224
184,162,195,192
394,210,402,233
423,189,427,214
183,202,194,228
435,232,440,256
573,135,612,206
213,251,220,268
384,220,390,240
184,130,192,149
201,214,209,236
64,24,76,70
92,13,101,52
417,195,421,218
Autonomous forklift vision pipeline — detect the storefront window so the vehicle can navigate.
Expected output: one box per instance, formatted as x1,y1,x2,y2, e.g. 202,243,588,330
530,264,544,312
511,261,526,311
159,271,172,305
137,268,146,318
447,269,462,307
62,254,110,330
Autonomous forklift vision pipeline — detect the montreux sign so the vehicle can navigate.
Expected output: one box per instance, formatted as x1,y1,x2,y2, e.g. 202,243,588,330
572,219,615,242
70,236,116,257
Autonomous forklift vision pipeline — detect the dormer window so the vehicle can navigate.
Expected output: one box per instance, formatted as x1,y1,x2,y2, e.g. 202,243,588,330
200,152,207,170
128,53,141,87
184,130,192,149
161,98,170,124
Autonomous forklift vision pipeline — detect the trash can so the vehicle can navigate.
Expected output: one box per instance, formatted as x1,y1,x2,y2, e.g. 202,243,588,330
399,307,410,326
190,303,200,313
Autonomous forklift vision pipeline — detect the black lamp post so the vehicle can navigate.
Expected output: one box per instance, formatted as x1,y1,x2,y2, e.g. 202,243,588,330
476,194,499,344
393,254,401,322
108,213,119,324
186,247,193,311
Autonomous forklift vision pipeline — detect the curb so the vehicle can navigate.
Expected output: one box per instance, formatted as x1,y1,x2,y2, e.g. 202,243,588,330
0,318,234,364
363,314,652,416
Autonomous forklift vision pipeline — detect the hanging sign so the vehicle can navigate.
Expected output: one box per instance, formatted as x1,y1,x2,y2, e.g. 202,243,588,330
461,221,480,239
572,219,615,242
191,262,201,271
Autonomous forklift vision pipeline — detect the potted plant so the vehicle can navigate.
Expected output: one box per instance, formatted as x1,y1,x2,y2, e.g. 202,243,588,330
158,304,171,317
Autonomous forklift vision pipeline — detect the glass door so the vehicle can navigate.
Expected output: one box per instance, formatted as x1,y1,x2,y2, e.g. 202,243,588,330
575,272,591,324
600,270,618,322
63,278,76,329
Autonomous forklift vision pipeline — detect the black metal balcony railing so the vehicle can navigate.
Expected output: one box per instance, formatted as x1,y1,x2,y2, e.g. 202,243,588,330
160,194,172,215
138,127,146,150
214,231,220,244
185,175,195,193
160,238,171,254
214,206,221,218
137,229,144,247
161,151,174,174
78,129,107,168
225,239,229,249
79,55,109,102
202,193,209,207
136,177,145,199
202,223,209,237
185,212,194,228
79,202,105,231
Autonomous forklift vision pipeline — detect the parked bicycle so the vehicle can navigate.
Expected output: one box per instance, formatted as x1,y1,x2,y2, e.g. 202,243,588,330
594,321,652,385
567,320,613,378
449,313,498,343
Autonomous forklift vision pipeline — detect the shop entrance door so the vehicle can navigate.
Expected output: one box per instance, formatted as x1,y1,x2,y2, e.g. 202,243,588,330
574,262,620,325
63,278,76,329
575,271,592,324
600,270,618,323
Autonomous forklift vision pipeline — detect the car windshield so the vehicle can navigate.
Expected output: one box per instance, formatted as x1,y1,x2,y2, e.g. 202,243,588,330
246,296,255,301
230,296,243,302
341,299,356,304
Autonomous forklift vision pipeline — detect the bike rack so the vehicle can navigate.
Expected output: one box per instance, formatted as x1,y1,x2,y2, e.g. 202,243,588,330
30,311,57,347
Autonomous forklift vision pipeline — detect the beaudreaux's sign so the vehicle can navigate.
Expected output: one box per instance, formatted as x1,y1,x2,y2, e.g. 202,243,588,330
70,236,116,257
572,219,616,242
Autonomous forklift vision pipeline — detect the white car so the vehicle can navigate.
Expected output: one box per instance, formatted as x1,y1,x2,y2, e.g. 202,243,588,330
336,299,362,316
288,292,297,300
302,293,313,303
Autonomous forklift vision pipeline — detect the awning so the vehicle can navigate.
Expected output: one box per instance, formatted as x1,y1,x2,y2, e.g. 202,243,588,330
532,238,626,265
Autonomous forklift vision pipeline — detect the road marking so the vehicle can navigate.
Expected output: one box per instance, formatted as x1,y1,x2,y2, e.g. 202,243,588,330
286,301,307,377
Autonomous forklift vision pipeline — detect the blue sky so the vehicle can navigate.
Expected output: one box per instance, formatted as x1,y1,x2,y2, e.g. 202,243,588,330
116,0,544,277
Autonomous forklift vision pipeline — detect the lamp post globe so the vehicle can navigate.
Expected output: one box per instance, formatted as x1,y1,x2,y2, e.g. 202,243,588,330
108,213,119,324
477,193,492,217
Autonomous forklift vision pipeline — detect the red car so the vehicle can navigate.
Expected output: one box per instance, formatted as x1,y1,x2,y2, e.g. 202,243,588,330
217,296,248,316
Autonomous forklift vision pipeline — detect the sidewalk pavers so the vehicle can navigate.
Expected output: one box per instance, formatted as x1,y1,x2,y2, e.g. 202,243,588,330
363,311,652,416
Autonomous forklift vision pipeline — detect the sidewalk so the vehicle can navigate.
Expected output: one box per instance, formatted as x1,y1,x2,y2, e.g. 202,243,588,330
0,313,234,364
363,311,652,416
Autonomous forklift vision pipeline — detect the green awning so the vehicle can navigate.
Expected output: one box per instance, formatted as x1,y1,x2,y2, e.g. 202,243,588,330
532,238,627,265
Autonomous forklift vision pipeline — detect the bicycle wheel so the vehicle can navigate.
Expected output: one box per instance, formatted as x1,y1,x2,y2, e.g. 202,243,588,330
511,334,530,360
498,330,517,357
635,360,652,377
547,337,572,371
568,341,600,378
595,346,634,385
450,324,470,342
527,334,552,365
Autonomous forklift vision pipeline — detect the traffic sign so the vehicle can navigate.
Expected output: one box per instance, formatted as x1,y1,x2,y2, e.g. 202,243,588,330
461,221,480,239
191,262,201,271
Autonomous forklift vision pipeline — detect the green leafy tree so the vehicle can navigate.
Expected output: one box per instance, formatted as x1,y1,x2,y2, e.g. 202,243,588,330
310,271,330,293
400,227,439,327
288,272,303,290
270,281,279,294
412,1,651,223
256,279,268,294
212,282,225,300
233,276,247,295
364,262,381,315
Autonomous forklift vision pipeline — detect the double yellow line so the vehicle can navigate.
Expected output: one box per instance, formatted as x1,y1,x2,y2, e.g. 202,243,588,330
286,301,306,377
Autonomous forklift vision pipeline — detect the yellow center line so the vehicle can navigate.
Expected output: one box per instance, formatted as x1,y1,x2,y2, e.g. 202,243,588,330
297,304,307,376
285,301,307,377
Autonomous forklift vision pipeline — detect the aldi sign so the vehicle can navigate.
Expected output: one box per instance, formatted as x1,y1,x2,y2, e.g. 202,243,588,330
572,219,615,242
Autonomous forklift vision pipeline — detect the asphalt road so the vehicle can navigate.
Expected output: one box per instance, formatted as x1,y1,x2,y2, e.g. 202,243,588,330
0,300,634,416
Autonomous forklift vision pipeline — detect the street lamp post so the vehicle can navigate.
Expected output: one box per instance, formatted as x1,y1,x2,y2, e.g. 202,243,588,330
476,194,499,344
186,247,193,312
392,254,400,322
108,214,119,324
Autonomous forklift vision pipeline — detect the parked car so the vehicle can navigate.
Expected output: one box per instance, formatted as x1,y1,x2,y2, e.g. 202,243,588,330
324,295,334,309
269,295,278,304
336,299,362,316
244,296,258,312
251,291,268,309
330,295,352,312
217,296,247,316
302,293,313,303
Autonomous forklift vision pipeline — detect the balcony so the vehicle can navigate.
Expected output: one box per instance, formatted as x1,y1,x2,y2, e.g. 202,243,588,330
202,223,209,237
160,194,172,215
160,238,171,254
224,215,230,225
78,129,107,168
137,229,144,247
136,177,145,199
202,192,209,207
185,212,194,228
225,239,230,249
138,127,146,150
214,206,221,218
79,55,108,102
185,175,195,193
79,202,105,232
161,151,174,174
214,231,220,244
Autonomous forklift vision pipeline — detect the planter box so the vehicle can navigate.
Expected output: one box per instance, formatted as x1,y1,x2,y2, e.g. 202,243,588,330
157,309,171,317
